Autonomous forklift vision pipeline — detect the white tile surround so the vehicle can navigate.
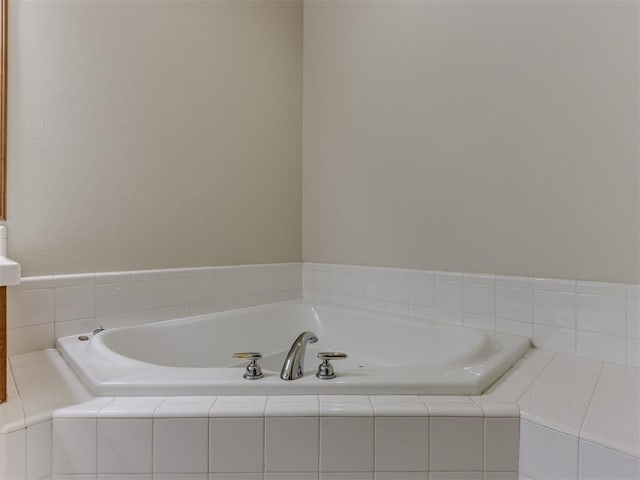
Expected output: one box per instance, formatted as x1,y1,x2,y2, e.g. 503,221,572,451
1,348,638,480
1,261,638,480
303,263,640,367
7,263,302,356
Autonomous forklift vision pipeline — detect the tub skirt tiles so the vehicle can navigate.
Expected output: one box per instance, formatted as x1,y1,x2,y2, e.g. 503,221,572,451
5,395,520,480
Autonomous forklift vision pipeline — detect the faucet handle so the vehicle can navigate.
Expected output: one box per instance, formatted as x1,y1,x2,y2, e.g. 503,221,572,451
232,352,264,380
232,352,262,360
316,352,348,380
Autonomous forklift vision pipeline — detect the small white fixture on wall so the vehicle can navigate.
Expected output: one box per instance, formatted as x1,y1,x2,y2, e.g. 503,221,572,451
0,226,20,286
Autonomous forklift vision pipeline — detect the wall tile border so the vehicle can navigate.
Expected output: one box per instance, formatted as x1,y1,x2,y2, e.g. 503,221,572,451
7,263,302,355
303,263,640,367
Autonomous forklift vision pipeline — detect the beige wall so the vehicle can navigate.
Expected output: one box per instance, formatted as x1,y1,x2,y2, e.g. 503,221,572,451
303,0,640,283
8,0,302,276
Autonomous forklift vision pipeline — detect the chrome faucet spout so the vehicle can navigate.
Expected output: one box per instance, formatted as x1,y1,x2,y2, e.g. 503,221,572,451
280,331,318,380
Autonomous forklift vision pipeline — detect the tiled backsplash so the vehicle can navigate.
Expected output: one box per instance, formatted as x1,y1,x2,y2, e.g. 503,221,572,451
303,263,640,367
8,261,640,367
7,263,302,355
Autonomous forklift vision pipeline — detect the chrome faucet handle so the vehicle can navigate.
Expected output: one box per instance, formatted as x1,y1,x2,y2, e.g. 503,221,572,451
316,352,348,380
232,352,264,380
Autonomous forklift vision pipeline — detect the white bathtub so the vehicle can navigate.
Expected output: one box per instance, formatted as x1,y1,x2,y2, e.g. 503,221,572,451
57,300,530,395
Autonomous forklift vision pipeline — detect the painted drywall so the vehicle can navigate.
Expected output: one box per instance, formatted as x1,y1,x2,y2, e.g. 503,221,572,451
303,0,640,283
8,0,302,276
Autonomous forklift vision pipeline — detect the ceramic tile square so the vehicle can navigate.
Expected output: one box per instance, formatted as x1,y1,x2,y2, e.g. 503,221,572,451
329,271,347,296
210,418,263,473
96,313,132,330
409,305,434,320
98,397,164,419
215,272,238,302
386,301,408,315
577,294,626,336
533,290,575,328
162,304,189,320
54,398,115,419
496,287,532,323
532,324,576,355
302,267,315,291
0,428,26,480
366,272,386,301
425,403,483,417
8,324,55,355
577,281,626,297
54,287,95,323
95,284,130,317
27,420,52,480
131,283,163,315
151,397,213,418
191,302,217,316
435,280,462,312
129,308,162,326
95,272,130,285
434,309,463,325
409,272,434,308
52,419,97,474
265,396,319,417
319,396,373,416
580,363,639,458
265,417,319,472
347,295,366,308
484,418,519,472
370,396,428,417
519,420,577,480
495,318,532,338
532,278,575,292
474,403,520,418
429,417,483,471
237,271,258,297
257,270,276,294
577,331,626,365
374,473,428,480
579,440,640,480
320,417,373,472
97,419,152,474
54,274,96,288
154,418,208,474
8,289,54,328
496,276,532,289
315,269,330,293
190,276,214,304
463,314,495,331
366,299,386,313
436,272,463,283
274,269,291,292
386,272,409,303
289,265,302,291
518,354,602,436
463,273,495,285
463,284,495,317
343,272,364,298
375,417,429,472
161,277,190,307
